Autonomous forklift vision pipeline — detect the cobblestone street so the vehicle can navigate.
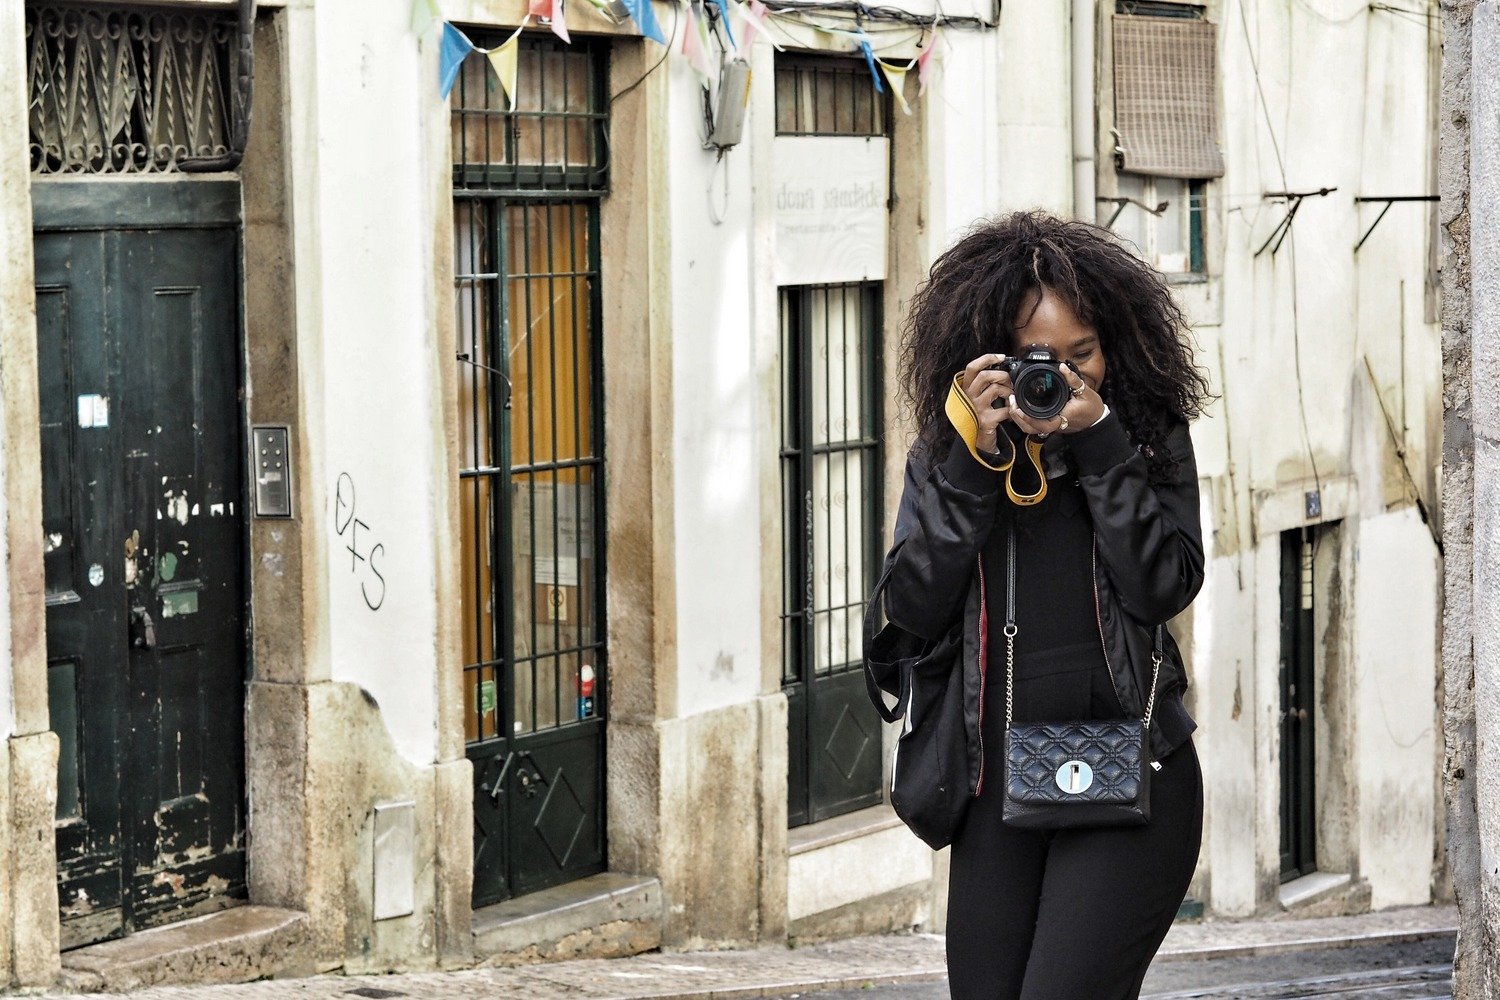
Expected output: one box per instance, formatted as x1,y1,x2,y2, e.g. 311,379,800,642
32,905,1457,1000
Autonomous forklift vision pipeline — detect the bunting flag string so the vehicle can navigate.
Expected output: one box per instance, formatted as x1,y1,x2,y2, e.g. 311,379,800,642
857,35,883,94
736,0,783,52
916,27,941,95
680,1,716,88
710,0,737,50
438,22,476,99
486,24,528,110
622,0,669,45
414,0,938,118
412,0,441,36
876,56,914,114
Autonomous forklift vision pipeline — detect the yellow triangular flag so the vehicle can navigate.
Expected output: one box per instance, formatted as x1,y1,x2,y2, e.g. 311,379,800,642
487,36,520,112
410,0,440,36
878,59,912,115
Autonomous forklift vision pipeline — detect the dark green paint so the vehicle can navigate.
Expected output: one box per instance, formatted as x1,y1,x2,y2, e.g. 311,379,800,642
35,205,247,947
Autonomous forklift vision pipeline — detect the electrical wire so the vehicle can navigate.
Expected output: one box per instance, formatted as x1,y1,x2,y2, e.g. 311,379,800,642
762,0,995,30
608,0,681,109
1236,0,1323,496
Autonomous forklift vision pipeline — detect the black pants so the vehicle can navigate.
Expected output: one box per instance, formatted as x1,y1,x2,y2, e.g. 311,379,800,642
945,736,1204,1000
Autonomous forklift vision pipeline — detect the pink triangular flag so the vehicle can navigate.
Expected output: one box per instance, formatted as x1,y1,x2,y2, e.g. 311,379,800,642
551,0,571,42
737,0,782,51
917,30,939,96
680,3,714,86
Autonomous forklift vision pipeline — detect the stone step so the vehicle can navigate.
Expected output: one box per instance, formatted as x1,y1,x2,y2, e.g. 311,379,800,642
472,871,663,966
59,904,310,992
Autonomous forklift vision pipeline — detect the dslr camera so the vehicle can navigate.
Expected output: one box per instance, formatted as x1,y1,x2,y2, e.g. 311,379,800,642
991,347,1076,420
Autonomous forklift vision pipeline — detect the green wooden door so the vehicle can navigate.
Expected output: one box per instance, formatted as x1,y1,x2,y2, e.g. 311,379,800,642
36,190,247,947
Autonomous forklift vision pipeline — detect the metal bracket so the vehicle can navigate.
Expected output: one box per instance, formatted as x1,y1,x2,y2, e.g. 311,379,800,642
1095,196,1169,229
1353,195,1439,253
1255,188,1337,258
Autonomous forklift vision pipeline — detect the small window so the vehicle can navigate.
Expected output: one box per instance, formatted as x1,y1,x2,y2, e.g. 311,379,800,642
775,55,890,137
1109,175,1206,275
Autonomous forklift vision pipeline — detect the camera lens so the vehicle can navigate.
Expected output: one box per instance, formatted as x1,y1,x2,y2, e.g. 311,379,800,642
1015,367,1068,420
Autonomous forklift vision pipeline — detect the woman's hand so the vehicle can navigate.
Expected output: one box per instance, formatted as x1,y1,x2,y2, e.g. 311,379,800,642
959,354,1014,453
1007,363,1106,437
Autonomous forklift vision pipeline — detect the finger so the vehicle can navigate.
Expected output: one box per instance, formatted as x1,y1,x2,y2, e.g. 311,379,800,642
976,381,1010,413
962,353,1007,388
1008,398,1045,437
1060,363,1086,390
969,369,1014,401
1010,396,1065,437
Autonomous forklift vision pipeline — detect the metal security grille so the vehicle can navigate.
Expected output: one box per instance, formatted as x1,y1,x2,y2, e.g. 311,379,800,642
774,56,891,137
781,283,884,828
451,34,608,194
25,3,239,174
453,34,607,906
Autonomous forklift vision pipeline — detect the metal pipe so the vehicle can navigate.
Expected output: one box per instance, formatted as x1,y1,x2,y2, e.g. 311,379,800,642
1071,0,1096,222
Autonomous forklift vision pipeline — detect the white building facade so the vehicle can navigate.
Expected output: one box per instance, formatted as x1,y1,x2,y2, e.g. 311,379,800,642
0,0,1445,987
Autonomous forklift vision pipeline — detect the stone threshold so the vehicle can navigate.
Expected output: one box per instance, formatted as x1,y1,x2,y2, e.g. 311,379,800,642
1278,870,1355,911
472,871,663,966
59,904,310,993
788,804,902,856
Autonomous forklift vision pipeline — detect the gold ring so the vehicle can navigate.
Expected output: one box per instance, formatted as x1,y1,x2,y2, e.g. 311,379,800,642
1070,384,1085,398
1059,416,1070,432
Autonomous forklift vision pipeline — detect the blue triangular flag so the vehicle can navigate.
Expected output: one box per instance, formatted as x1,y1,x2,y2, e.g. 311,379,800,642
711,0,736,49
622,0,667,46
859,37,883,93
439,22,476,100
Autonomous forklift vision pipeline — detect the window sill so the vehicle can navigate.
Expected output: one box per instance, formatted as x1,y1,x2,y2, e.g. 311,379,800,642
1165,272,1211,285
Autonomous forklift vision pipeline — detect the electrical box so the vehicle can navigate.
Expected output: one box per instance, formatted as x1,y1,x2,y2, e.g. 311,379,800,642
252,425,293,518
708,59,753,149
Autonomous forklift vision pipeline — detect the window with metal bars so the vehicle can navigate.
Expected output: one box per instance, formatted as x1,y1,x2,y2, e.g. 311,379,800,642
454,35,607,745
451,33,608,194
774,55,892,137
780,283,885,827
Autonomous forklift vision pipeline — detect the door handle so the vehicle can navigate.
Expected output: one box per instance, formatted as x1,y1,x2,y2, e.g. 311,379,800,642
129,606,157,650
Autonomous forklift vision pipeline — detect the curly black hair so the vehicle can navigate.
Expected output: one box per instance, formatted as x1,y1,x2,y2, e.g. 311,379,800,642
898,210,1214,484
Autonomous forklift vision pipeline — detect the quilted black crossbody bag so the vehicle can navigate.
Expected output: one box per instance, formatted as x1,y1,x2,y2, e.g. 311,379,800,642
1000,524,1162,829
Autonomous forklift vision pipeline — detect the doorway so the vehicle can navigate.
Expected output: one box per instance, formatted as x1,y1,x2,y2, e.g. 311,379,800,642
451,36,610,907
1279,527,1318,881
34,182,248,948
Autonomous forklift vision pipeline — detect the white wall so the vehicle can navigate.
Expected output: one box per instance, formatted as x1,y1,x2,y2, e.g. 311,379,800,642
1351,508,1440,907
668,48,764,719
301,0,444,765
1202,0,1441,912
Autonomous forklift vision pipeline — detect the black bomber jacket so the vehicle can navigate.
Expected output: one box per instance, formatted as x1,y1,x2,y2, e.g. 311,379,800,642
880,410,1204,797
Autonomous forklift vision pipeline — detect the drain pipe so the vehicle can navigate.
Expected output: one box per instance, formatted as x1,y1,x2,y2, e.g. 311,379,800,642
180,0,256,172
1071,0,1096,221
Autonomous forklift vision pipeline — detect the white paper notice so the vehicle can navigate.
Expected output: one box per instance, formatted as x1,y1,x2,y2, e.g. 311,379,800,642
773,135,890,287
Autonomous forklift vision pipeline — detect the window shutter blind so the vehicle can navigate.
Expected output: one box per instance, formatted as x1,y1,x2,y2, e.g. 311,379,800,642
1112,14,1225,179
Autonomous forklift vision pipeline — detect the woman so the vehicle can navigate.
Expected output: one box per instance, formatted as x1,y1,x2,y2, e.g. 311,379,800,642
881,210,1212,1000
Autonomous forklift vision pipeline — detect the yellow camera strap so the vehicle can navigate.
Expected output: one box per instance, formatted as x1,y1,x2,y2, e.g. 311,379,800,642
944,372,1049,506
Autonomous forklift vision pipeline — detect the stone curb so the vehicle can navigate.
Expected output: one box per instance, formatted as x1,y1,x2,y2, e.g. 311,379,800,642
1154,925,1460,964
607,924,1460,1000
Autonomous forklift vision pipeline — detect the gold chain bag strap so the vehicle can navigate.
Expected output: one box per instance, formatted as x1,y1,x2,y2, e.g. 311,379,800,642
999,523,1162,829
